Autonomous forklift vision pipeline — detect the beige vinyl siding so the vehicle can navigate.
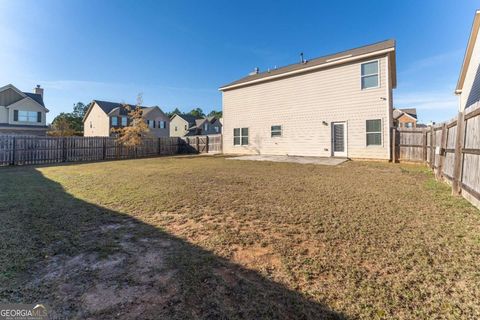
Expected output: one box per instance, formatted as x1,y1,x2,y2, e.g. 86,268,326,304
83,103,110,137
460,31,480,110
222,56,391,159
169,116,189,137
8,97,47,126
144,108,170,137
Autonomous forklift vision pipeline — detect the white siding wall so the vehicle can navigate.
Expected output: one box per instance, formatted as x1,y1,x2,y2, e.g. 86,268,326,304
222,55,392,159
0,106,8,123
460,32,480,111
84,103,110,137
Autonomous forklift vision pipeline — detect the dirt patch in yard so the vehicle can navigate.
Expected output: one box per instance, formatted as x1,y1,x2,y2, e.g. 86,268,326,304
1,156,479,319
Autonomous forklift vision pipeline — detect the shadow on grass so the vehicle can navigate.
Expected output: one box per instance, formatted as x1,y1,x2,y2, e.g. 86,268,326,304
0,167,347,319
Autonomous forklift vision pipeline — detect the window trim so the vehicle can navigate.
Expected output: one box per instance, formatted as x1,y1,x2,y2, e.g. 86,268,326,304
360,59,380,90
111,116,118,126
366,119,383,147
233,127,249,146
271,125,282,137
121,116,128,126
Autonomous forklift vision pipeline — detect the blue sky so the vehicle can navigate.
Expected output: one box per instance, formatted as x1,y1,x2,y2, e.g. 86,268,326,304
0,0,478,124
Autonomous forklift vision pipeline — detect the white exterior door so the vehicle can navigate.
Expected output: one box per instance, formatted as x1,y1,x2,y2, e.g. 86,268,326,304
332,122,347,157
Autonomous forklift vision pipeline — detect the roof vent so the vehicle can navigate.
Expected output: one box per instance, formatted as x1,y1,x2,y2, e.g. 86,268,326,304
300,52,307,64
249,67,260,75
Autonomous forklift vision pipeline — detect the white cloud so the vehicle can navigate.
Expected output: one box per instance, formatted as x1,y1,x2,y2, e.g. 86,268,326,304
395,91,457,110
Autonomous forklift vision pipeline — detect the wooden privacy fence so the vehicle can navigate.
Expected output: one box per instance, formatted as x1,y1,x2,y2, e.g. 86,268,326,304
393,104,480,208
0,134,223,166
181,134,222,154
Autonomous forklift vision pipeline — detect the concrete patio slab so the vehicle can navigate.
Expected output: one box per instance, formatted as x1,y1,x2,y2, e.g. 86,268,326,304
226,155,348,166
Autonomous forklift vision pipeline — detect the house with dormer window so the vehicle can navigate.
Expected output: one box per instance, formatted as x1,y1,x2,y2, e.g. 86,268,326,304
0,84,49,136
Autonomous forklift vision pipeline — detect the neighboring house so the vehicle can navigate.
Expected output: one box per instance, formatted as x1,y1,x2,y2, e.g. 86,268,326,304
456,10,480,111
169,114,197,137
219,40,396,159
83,100,170,137
187,116,222,136
393,108,417,128
0,84,49,136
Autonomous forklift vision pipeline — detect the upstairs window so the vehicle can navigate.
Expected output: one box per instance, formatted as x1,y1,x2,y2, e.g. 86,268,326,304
111,117,118,126
204,123,209,131
233,128,249,145
361,61,379,89
17,111,39,123
366,119,382,146
121,116,128,126
159,121,166,129
214,126,219,133
147,120,154,128
271,125,282,137
175,126,178,132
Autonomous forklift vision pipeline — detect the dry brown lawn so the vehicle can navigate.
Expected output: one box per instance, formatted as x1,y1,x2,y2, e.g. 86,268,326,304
0,155,479,319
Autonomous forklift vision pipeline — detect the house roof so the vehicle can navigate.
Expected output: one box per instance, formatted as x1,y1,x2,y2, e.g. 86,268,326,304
23,92,45,107
393,108,417,120
83,100,155,121
0,84,46,108
171,114,198,127
220,39,396,91
456,10,480,94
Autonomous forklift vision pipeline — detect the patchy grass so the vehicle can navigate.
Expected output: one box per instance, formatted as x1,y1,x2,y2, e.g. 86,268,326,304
0,156,479,319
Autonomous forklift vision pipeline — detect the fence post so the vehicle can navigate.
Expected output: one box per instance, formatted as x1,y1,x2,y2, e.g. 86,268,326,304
62,137,67,162
205,135,209,153
196,136,200,153
422,130,427,163
10,136,16,166
391,128,397,163
158,138,161,155
452,111,465,195
103,137,107,160
436,123,447,180
430,126,435,169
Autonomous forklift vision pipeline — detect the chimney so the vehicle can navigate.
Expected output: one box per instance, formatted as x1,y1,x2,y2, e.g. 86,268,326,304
33,84,44,98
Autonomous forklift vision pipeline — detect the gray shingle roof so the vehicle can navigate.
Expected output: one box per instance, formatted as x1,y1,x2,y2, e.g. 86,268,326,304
23,92,45,107
220,39,396,90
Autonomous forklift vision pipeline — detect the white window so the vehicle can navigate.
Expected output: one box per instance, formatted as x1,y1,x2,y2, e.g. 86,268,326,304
204,123,209,131
233,128,248,145
112,117,118,126
18,111,38,122
121,116,127,126
366,119,382,146
271,125,282,137
214,126,219,133
405,122,413,128
159,121,166,129
361,61,379,89
146,120,154,128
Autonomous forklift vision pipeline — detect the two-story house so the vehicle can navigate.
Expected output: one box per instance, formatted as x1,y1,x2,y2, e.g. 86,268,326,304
83,100,170,137
219,40,396,160
393,108,417,128
169,114,222,137
169,114,198,137
0,84,49,136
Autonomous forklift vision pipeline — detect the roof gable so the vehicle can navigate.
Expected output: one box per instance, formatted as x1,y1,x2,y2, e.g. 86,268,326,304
6,96,48,112
220,39,396,91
